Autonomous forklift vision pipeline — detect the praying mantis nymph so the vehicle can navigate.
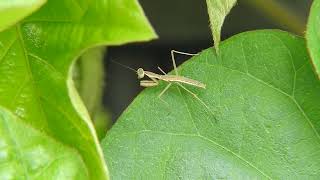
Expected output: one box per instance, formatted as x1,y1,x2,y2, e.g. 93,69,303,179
137,50,206,97
113,50,213,113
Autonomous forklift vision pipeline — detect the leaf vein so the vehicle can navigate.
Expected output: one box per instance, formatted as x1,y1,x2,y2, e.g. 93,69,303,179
125,130,273,179
202,62,320,143
176,86,200,136
0,37,17,65
15,25,49,130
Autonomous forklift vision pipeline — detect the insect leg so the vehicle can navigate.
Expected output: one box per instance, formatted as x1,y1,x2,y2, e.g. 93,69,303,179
140,80,158,87
176,82,215,118
157,67,167,75
140,76,159,87
158,83,172,99
171,50,199,56
171,50,199,76
171,50,179,76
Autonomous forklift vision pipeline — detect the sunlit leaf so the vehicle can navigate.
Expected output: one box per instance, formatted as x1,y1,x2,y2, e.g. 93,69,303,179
0,0,157,179
0,0,46,32
306,0,320,78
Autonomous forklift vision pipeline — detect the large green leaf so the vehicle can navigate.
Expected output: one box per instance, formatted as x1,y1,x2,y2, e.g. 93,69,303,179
0,0,46,32
206,0,237,53
0,107,88,179
102,30,320,179
306,0,320,78
0,0,156,179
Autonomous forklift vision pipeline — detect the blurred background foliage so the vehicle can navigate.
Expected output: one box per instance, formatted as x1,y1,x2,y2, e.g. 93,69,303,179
76,0,313,134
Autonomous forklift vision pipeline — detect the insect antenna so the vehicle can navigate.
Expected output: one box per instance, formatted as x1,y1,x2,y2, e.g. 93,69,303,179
110,59,136,73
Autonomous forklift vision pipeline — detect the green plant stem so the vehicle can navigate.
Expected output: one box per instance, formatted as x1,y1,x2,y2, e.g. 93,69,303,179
243,0,305,35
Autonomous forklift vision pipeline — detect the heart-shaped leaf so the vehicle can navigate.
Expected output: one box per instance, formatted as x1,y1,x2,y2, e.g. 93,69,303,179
0,0,46,32
0,0,156,179
306,0,320,78
102,30,320,179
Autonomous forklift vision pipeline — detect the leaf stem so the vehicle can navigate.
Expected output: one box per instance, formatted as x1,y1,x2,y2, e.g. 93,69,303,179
243,0,305,35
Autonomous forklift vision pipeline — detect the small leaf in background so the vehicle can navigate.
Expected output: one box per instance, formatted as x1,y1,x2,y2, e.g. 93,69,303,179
102,30,320,179
206,0,237,53
0,0,46,32
94,109,113,140
0,0,156,179
75,47,106,118
73,47,112,140
306,0,320,79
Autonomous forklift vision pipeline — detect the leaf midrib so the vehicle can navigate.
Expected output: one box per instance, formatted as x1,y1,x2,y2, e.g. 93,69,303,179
14,24,90,159
177,87,200,136
16,25,49,130
15,24,90,139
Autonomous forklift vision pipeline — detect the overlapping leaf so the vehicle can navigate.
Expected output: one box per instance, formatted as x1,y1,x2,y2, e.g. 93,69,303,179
0,107,88,179
306,0,320,78
206,0,237,52
0,0,46,32
103,30,320,179
0,0,156,179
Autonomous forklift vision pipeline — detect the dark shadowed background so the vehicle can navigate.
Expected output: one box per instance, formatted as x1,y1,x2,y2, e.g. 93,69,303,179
103,0,312,122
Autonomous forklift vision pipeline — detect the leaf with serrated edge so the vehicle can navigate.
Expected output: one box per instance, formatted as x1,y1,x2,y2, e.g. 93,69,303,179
0,0,157,179
103,30,320,179
0,0,46,32
206,0,237,53
306,0,320,79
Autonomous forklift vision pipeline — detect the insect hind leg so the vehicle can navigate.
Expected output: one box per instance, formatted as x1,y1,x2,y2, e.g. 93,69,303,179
171,50,199,56
171,50,199,76
157,83,173,106
176,82,217,120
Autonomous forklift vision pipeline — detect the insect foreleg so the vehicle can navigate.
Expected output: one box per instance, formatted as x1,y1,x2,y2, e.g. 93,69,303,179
140,76,159,87
171,50,199,76
157,67,167,75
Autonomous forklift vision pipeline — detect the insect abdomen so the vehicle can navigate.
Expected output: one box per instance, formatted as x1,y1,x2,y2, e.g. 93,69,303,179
163,75,206,89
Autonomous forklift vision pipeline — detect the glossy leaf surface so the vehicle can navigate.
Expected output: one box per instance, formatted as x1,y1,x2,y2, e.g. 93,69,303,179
0,0,46,32
103,30,320,179
0,0,157,179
